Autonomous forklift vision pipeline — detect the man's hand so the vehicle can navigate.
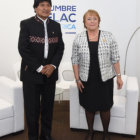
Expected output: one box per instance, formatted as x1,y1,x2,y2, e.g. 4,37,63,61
41,64,55,78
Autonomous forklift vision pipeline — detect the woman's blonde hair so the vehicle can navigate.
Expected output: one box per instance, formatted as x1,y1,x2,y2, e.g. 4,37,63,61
83,9,101,28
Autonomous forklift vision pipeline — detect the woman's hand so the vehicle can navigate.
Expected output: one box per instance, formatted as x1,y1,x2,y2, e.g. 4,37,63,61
117,77,123,89
76,80,84,93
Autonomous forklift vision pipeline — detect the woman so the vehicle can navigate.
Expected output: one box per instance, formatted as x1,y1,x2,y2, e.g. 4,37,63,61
71,9,123,140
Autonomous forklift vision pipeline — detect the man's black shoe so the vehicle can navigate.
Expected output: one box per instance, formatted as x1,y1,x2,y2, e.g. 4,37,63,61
40,135,54,140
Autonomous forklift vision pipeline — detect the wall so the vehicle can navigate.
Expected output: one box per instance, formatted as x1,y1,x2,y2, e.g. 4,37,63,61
0,0,34,80
0,0,139,100
136,0,140,101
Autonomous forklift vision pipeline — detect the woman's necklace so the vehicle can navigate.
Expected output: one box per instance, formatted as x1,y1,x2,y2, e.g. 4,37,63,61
88,30,99,41
89,35,98,40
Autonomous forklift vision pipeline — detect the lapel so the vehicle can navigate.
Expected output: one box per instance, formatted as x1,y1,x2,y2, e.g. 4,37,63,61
80,31,90,60
98,30,108,55
81,31,89,49
46,18,52,38
98,30,102,51
47,19,59,44
47,19,56,38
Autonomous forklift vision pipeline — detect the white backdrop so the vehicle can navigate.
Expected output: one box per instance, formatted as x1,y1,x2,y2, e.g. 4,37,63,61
0,0,139,100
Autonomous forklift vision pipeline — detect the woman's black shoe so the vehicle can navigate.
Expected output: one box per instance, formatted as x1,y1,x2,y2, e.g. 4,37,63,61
102,133,110,140
84,131,94,140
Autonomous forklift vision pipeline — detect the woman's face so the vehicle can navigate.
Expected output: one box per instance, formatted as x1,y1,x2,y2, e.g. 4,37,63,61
85,14,99,31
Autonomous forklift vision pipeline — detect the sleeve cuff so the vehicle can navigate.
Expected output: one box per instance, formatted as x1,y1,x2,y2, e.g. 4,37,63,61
51,64,56,69
36,65,43,73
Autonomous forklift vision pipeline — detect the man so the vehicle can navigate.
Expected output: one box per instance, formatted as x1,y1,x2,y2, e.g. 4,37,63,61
18,0,64,140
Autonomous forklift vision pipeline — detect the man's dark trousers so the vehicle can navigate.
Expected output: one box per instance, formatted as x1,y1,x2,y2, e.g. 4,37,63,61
23,78,56,140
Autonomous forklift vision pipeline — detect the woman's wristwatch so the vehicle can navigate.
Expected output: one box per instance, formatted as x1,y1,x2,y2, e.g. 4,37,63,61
116,73,121,77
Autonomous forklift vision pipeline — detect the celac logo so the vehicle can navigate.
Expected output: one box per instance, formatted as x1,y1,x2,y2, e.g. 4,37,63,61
49,5,77,34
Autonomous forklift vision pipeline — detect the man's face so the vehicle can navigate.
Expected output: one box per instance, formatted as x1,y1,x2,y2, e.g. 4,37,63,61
35,1,51,20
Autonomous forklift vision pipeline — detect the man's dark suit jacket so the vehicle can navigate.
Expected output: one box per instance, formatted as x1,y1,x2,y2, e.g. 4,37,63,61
18,16,64,84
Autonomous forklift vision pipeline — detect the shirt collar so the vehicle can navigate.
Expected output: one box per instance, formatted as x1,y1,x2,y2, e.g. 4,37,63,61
37,15,48,24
